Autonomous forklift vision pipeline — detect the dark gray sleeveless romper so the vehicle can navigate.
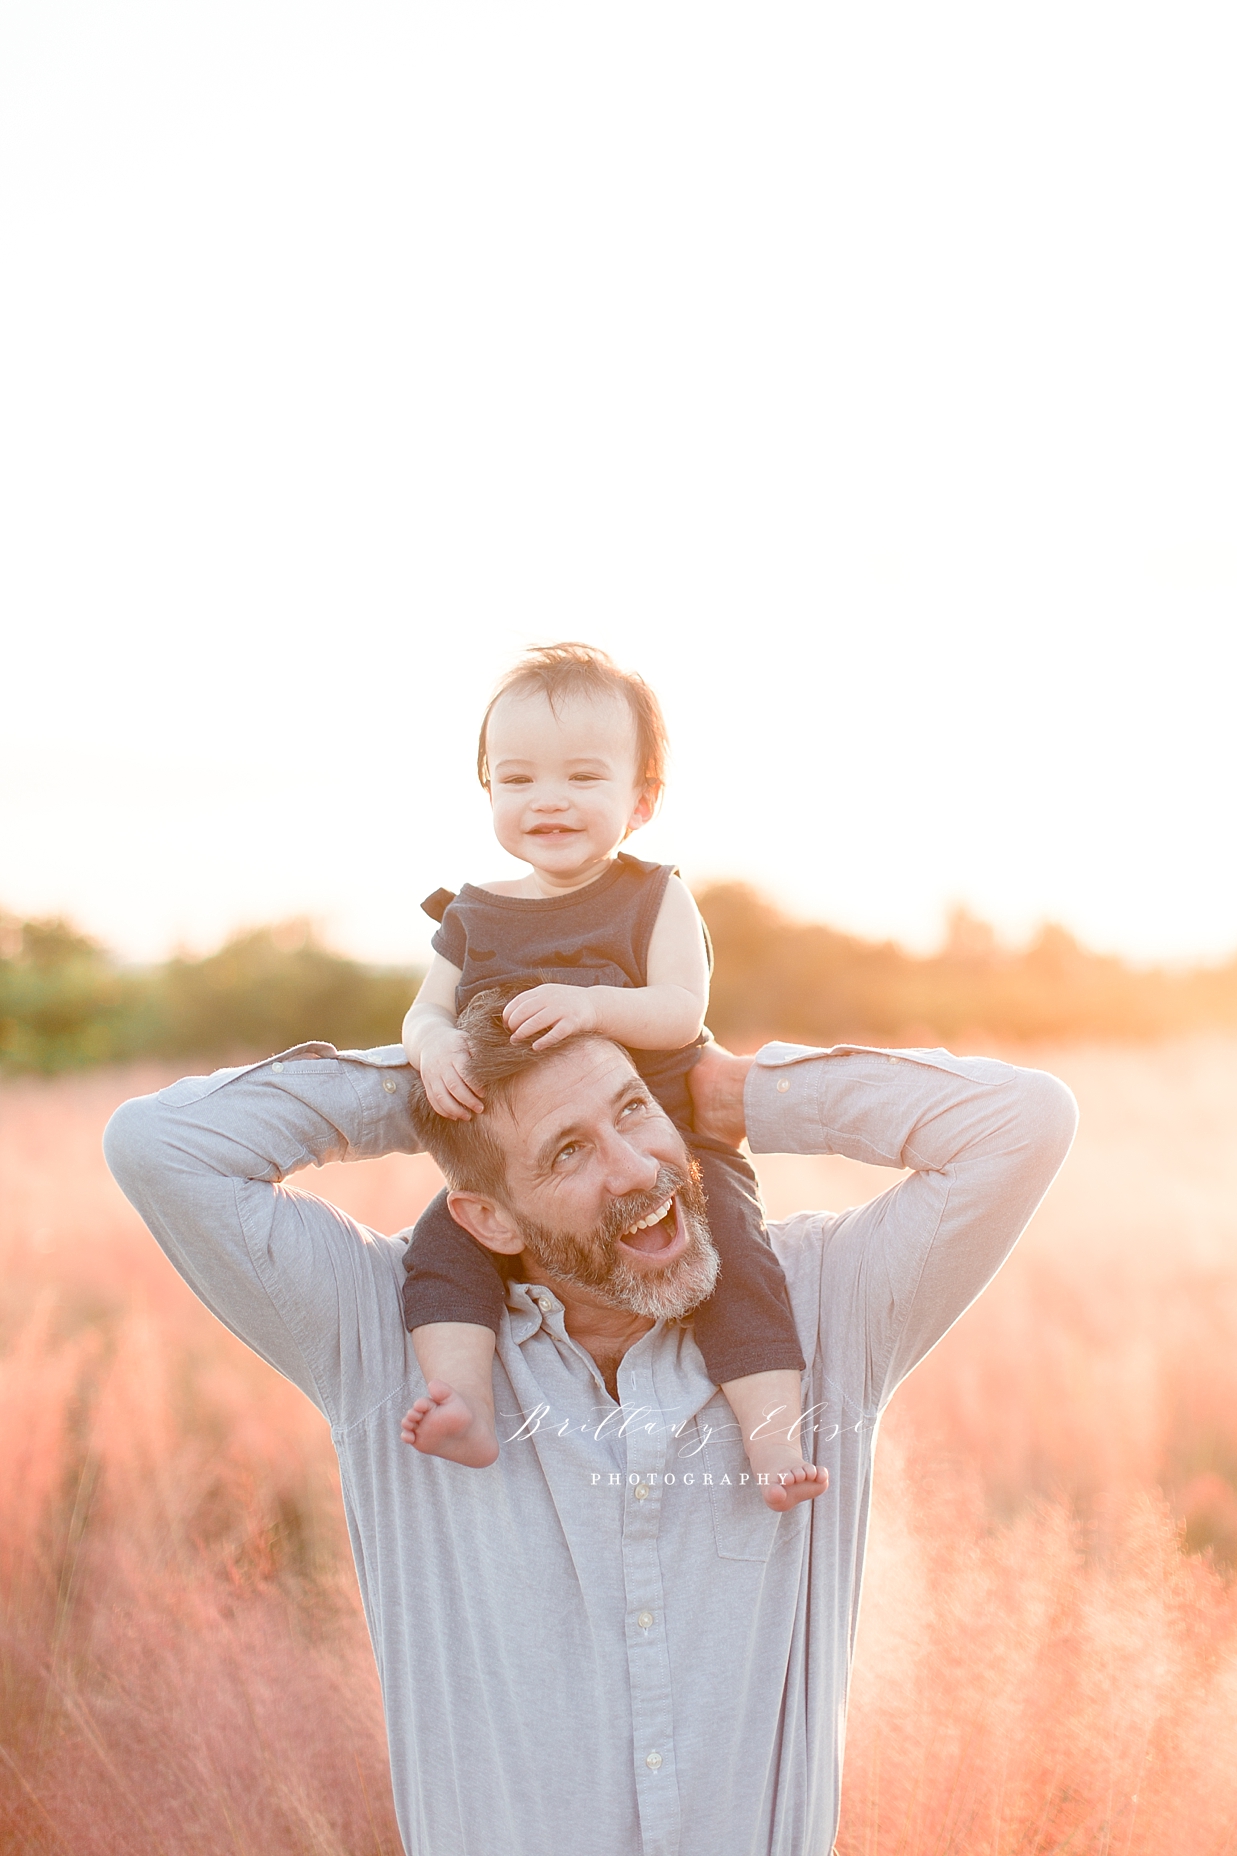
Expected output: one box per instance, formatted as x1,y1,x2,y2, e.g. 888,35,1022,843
401,854,804,1383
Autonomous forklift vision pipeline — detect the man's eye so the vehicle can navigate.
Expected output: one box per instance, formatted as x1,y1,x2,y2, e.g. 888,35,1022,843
554,1142,580,1165
619,1096,648,1119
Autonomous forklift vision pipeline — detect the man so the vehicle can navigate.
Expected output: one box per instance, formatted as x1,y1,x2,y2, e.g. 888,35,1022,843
104,986,1076,1856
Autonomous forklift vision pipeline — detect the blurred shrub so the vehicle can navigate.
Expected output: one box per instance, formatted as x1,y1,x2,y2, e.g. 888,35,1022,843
148,923,417,1061
0,916,150,1071
0,913,418,1073
697,884,1237,1047
6,890,1237,1073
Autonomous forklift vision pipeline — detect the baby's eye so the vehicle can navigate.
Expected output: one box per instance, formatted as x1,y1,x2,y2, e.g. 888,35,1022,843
500,774,533,785
569,772,602,783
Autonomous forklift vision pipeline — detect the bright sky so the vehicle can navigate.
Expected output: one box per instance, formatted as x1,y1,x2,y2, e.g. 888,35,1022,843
2,2,1234,969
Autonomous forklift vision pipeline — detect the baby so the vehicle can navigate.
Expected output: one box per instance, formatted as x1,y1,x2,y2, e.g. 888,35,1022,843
400,642,826,1512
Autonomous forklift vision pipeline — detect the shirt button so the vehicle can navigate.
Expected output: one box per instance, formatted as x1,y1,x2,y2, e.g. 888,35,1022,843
887,1055,899,1064
634,1484,650,1501
382,1076,398,1094
537,1296,554,1313
645,1752,663,1771
637,1610,654,1630
776,1078,790,1093
271,1062,284,1073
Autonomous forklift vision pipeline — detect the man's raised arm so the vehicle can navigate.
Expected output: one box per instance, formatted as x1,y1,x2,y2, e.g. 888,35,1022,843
103,1045,421,1423
691,1040,1078,1404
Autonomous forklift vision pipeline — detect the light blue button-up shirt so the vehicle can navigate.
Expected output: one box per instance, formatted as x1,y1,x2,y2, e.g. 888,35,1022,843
104,1041,1076,1856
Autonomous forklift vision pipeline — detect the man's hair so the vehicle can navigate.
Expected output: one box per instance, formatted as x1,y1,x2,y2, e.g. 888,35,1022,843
407,982,616,1203
475,642,669,800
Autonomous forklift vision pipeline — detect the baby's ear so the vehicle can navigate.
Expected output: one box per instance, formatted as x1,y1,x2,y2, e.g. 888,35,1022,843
627,783,662,833
445,1191,523,1254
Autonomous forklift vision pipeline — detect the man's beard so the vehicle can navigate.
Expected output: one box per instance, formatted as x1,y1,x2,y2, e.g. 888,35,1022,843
514,1160,720,1321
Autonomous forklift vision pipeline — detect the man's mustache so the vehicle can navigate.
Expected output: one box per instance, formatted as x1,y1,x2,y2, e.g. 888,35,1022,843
513,1153,717,1320
595,1163,696,1251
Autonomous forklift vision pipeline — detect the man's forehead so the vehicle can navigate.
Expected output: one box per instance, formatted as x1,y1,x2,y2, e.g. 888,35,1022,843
494,1040,641,1151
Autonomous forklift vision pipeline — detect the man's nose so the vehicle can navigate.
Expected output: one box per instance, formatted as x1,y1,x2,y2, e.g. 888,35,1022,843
598,1129,660,1199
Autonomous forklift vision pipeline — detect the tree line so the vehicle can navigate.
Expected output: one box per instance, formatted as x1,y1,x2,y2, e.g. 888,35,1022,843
4,887,1237,1074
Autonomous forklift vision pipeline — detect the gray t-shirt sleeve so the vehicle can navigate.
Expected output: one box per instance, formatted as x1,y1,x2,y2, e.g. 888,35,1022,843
747,1043,1078,1409
103,1045,422,1426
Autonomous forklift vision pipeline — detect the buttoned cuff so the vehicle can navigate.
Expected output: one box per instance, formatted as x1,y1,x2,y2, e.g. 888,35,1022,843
742,1042,836,1154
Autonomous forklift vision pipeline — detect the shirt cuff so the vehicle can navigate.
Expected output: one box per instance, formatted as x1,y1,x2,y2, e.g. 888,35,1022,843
743,1042,834,1154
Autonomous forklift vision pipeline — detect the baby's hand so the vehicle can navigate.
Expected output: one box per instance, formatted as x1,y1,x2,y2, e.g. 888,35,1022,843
418,1028,485,1119
504,984,599,1050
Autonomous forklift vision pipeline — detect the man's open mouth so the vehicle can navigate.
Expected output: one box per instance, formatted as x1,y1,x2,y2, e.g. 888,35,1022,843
615,1195,686,1262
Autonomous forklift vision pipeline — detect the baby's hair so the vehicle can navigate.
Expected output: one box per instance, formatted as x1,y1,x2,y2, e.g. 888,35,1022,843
476,642,668,798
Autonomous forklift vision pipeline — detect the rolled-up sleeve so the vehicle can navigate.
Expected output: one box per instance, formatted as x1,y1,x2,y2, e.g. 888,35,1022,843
747,1042,1078,1404
103,1044,423,1424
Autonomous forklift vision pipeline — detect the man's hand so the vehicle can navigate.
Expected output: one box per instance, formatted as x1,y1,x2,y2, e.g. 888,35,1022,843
688,1043,754,1148
504,984,599,1050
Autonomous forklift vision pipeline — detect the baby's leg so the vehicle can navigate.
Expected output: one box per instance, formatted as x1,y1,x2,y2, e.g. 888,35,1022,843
720,1370,827,1512
402,1323,499,1467
690,1145,827,1513
401,1190,506,1468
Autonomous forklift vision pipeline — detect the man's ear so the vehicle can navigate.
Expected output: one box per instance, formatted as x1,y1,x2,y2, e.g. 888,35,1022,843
446,1190,524,1255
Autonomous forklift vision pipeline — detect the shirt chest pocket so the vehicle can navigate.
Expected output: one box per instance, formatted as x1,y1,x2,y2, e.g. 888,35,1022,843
687,1397,806,1563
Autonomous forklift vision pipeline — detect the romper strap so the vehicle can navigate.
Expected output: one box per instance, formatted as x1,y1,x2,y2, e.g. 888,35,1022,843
421,888,457,924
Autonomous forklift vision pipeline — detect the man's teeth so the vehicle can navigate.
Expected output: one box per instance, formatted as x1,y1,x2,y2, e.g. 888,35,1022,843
623,1197,673,1236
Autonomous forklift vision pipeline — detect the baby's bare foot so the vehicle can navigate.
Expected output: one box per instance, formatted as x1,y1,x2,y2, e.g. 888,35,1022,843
400,1380,499,1468
761,1461,829,1511
747,1439,830,1512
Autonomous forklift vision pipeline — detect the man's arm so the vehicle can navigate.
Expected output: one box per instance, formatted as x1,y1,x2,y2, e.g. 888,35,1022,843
103,1044,421,1424
691,1040,1078,1405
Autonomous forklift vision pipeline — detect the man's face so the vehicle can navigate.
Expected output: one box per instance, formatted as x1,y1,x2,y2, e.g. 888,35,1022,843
487,1039,719,1319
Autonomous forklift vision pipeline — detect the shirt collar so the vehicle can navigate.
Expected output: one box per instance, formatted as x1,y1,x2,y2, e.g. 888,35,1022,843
505,1278,568,1342
505,1278,686,1352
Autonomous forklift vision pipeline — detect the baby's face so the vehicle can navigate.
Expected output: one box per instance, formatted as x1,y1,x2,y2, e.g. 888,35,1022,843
485,687,655,887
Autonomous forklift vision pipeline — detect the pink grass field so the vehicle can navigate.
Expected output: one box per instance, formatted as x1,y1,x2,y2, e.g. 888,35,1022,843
3,1043,1237,1853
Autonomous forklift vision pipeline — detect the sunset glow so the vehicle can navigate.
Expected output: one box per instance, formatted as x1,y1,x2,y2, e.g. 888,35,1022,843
3,3,1235,967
